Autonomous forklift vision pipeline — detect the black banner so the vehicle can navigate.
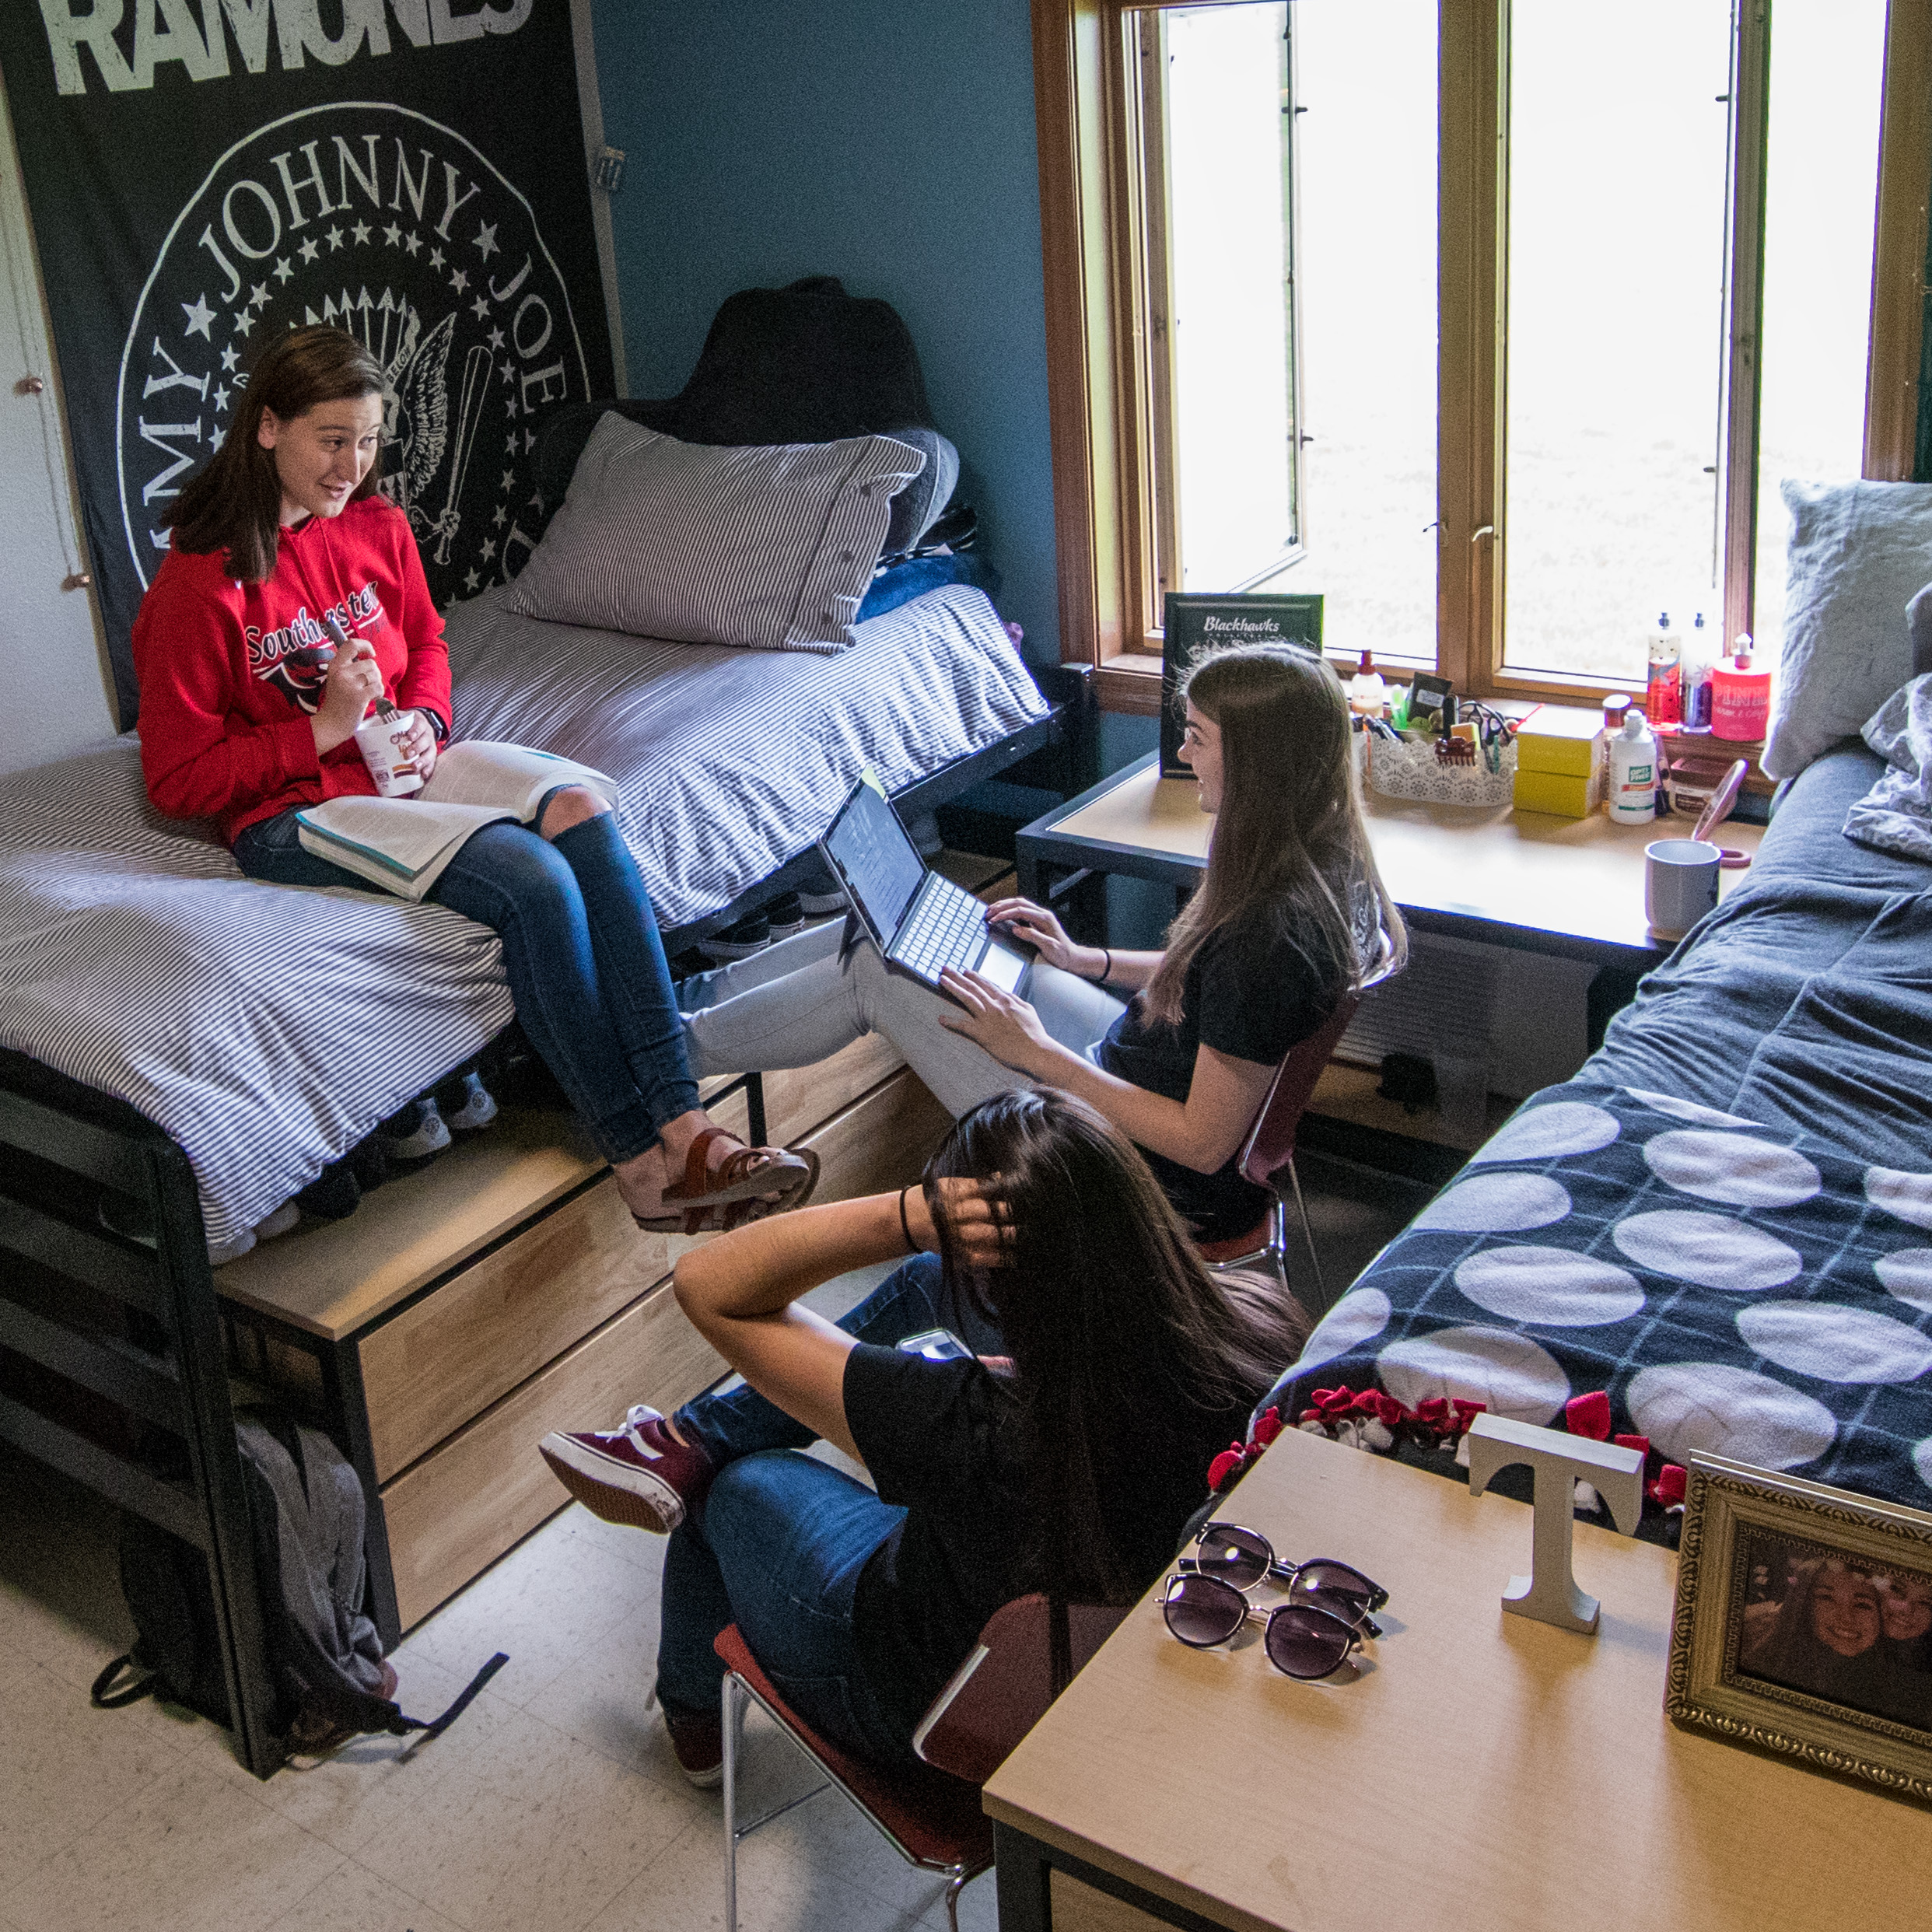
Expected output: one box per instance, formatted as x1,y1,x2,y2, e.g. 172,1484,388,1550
0,1,615,727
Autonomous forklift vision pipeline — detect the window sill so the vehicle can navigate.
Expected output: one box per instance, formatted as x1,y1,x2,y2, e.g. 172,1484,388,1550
1095,653,1165,716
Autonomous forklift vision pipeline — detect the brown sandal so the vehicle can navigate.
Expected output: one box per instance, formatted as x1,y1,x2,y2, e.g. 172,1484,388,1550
632,1127,819,1235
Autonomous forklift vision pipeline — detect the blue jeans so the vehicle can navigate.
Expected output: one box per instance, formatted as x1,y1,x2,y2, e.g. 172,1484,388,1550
655,1255,1003,1764
233,806,698,1164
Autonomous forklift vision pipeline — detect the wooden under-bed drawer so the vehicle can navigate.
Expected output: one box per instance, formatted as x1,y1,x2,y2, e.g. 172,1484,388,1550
359,1172,685,1482
355,1032,921,1482
380,1269,723,1629
377,1062,953,1627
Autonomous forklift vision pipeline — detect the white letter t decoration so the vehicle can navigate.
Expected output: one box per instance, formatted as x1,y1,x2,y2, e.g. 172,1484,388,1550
1465,1414,1645,1633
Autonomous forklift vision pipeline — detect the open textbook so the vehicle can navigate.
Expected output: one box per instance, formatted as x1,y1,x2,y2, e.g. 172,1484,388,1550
296,742,618,900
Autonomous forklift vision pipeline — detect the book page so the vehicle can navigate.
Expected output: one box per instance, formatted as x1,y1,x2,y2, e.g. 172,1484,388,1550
420,741,616,819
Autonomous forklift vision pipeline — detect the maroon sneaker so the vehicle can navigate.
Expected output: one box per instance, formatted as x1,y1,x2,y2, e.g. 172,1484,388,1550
538,1405,715,1534
664,1710,724,1787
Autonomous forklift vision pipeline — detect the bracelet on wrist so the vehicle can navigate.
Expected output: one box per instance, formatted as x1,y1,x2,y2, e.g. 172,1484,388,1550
1090,947,1113,984
898,1186,923,1255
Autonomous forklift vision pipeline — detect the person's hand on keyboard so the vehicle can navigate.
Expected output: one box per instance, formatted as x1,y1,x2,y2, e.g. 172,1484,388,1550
981,895,1085,974
934,968,1056,1076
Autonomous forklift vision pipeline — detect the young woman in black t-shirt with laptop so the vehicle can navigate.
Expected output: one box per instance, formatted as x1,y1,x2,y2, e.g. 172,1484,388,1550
676,642,1406,1244
541,1087,1306,1781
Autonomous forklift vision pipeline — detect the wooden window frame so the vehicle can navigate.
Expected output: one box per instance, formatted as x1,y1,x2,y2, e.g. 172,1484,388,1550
1034,0,1931,715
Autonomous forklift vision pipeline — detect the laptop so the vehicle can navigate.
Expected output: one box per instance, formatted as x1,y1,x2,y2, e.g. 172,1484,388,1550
819,778,1030,995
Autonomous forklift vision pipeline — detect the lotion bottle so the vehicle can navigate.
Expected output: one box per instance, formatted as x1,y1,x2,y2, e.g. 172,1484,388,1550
1681,611,1714,730
1347,650,1387,718
1645,613,1682,726
1608,709,1658,825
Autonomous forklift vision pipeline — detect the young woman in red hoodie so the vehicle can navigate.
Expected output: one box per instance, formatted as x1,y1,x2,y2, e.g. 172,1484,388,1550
132,324,811,1231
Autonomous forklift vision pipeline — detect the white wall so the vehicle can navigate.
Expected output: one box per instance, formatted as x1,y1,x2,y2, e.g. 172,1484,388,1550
0,80,121,775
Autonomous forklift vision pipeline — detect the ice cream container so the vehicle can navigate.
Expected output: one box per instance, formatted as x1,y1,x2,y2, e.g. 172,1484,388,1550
354,706,425,796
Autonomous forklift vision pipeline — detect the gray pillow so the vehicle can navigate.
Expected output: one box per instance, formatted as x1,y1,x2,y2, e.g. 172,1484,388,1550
509,415,926,653
1910,582,1932,681
1764,478,1932,779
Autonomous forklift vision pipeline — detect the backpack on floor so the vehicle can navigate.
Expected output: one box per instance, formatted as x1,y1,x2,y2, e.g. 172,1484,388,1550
93,1405,503,1755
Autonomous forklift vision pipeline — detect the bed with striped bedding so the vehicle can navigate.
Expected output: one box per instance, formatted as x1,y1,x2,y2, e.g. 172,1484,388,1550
0,586,1048,1249
446,580,1047,929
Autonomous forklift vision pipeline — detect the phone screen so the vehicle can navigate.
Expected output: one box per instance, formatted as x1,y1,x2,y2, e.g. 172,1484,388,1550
895,1328,973,1364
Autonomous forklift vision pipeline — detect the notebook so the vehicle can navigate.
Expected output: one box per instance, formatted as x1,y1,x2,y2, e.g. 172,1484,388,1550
819,778,1029,995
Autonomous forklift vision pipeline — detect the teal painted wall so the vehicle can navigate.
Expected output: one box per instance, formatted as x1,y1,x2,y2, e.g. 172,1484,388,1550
588,0,1060,663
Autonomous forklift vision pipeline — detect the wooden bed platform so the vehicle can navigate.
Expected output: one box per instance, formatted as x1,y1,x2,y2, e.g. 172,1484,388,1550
218,1034,948,1640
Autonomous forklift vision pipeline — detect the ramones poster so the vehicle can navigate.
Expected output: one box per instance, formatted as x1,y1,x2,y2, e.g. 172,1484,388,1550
0,1,616,727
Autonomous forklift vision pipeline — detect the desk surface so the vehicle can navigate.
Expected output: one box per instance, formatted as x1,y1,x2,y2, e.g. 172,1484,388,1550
1030,753,1765,961
984,1427,1930,1932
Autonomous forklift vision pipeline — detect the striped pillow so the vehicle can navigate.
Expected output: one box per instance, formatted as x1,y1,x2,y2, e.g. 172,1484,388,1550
508,414,926,653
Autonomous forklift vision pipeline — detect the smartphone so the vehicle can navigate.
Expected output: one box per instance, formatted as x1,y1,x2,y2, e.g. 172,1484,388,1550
896,1328,974,1364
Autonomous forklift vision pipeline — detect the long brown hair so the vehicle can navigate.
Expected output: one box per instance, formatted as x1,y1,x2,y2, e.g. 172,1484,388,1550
163,326,385,583
927,1087,1306,1605
1143,643,1407,1026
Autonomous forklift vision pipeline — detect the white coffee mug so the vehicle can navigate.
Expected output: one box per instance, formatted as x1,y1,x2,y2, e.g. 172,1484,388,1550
1645,838,1720,937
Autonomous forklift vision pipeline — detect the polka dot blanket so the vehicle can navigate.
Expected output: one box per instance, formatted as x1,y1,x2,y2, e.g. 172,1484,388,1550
1259,1083,1932,1514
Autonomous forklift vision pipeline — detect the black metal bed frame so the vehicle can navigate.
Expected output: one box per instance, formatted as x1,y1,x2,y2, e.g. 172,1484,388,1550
0,661,1094,1776
0,1045,282,1777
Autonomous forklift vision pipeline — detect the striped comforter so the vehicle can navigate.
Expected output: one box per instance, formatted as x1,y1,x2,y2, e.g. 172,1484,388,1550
0,587,1045,1250
446,582,1047,928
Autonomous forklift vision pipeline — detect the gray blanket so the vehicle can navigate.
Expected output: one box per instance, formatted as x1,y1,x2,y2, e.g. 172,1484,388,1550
1844,673,1932,863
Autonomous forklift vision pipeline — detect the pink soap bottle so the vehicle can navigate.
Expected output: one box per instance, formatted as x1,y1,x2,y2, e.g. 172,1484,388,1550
1711,634,1772,743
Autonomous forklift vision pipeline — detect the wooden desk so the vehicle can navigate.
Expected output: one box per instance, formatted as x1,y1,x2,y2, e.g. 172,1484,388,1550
1016,752,1765,969
984,1428,1930,1932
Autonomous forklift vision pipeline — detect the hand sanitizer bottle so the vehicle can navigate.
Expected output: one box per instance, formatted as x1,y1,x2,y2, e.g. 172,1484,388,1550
1608,709,1658,825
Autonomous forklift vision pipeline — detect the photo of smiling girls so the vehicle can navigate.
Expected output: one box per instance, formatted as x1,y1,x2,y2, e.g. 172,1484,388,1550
1738,1537,1932,1731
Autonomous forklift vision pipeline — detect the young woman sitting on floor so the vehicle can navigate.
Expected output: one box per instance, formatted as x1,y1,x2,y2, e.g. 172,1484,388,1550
131,324,811,1232
540,1086,1307,1783
674,642,1405,1246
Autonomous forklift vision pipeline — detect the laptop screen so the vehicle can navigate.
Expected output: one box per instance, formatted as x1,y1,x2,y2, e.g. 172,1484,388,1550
824,782,926,940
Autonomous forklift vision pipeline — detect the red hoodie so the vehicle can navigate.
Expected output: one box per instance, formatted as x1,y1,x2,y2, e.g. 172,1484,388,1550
132,496,452,845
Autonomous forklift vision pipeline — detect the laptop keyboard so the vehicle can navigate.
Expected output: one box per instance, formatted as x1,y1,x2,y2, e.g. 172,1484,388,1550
894,884,985,981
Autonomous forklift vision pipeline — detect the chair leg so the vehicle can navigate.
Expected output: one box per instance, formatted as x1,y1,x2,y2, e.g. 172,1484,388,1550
944,1863,992,1932
1284,1155,1325,1304
722,1673,747,1932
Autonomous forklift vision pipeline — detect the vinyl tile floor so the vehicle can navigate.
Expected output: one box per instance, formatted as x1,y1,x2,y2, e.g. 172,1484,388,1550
0,1167,1425,1932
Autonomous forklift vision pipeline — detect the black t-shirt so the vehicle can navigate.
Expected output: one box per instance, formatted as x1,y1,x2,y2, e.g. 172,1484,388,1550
842,1339,1246,1752
1099,910,1340,1241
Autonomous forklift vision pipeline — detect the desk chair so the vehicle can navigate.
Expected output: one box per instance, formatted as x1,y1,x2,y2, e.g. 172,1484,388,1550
1196,940,1402,1306
714,1596,1125,1932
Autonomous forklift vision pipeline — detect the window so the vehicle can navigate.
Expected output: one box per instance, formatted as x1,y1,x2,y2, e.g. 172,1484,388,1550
1034,0,1930,712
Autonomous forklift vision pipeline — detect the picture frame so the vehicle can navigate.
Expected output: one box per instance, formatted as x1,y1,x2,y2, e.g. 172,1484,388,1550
1666,1452,1932,1804
1159,593,1323,777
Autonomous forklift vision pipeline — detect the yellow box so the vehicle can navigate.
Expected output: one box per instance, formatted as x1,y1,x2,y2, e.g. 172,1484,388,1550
1513,767,1592,818
1514,707,1601,778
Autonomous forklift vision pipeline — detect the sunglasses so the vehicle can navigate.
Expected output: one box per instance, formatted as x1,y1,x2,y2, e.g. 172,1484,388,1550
1161,1574,1369,1680
1160,1524,1388,1682
1181,1522,1388,1628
